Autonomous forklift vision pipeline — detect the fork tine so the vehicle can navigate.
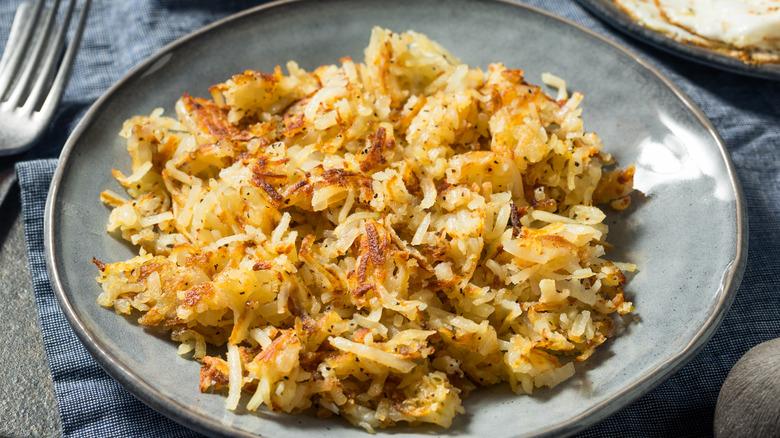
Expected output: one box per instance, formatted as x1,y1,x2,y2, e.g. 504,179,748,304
0,3,35,75
23,0,78,113
39,0,90,118
0,1,45,99
4,0,62,109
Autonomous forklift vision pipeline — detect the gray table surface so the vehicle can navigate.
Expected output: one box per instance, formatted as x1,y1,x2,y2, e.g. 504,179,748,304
0,184,61,437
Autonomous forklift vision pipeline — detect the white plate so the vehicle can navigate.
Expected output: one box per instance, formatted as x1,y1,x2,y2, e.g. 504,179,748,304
45,0,747,436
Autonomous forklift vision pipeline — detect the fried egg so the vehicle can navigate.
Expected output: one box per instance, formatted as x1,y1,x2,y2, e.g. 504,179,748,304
615,0,780,64
658,0,780,50
615,0,717,46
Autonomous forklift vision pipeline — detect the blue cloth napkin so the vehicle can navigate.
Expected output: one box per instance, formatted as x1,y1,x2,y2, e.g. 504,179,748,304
8,0,780,436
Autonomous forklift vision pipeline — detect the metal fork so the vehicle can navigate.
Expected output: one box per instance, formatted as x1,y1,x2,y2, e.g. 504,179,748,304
0,0,90,156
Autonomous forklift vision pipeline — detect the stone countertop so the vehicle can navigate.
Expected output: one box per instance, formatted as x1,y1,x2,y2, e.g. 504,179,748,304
0,187,60,437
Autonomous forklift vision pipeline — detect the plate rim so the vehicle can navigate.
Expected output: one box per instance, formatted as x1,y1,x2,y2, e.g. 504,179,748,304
575,0,780,81
43,0,749,436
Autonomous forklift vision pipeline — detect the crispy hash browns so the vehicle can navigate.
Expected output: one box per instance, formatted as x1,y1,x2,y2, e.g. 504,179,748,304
94,27,636,431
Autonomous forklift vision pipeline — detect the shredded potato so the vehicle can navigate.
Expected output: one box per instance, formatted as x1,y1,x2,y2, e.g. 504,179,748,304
93,27,636,431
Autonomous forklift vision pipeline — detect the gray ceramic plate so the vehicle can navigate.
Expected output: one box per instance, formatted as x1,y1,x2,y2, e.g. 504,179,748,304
576,0,780,80
44,0,747,437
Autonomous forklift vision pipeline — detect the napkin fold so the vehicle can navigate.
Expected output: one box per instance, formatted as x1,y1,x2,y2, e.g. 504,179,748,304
17,159,201,437
10,0,780,437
